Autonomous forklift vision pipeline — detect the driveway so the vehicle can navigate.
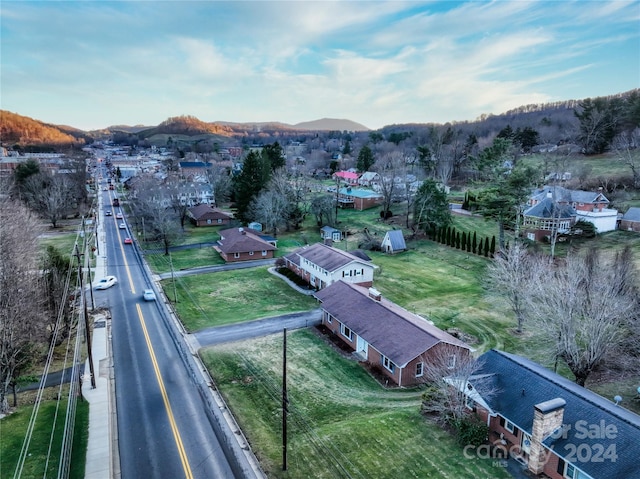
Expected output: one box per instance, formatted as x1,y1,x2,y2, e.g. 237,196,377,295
192,309,322,349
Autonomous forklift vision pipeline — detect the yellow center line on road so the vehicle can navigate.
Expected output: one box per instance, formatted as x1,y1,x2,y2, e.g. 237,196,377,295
136,303,194,479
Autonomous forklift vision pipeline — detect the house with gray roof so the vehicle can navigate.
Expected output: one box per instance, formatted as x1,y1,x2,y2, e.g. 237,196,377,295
283,242,376,290
320,225,343,243
619,207,640,232
527,186,618,237
381,229,407,254
315,281,471,387
213,227,276,262
466,349,640,479
523,198,576,241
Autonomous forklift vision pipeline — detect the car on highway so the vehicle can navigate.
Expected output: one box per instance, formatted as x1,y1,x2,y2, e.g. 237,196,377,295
116,213,123,219
119,223,126,229
105,210,112,216
124,237,132,244
95,276,118,290
143,289,156,301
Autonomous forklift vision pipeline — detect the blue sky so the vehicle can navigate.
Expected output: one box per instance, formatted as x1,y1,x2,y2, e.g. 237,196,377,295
1,1,639,130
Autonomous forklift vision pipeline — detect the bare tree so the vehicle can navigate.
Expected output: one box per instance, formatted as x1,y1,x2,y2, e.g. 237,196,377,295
486,242,543,333
249,189,289,237
613,129,640,188
525,247,639,386
374,151,406,217
23,172,74,228
205,163,232,204
420,346,495,424
310,195,337,228
0,199,46,412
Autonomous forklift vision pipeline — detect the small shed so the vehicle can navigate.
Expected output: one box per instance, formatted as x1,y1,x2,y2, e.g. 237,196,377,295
320,226,342,242
381,230,406,254
248,222,263,232
620,207,640,232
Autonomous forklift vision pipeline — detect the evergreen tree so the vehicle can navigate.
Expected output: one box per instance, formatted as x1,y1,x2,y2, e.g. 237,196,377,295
490,236,496,257
472,232,477,254
263,142,285,171
356,145,375,172
484,237,490,257
233,151,271,223
456,232,461,249
461,232,467,251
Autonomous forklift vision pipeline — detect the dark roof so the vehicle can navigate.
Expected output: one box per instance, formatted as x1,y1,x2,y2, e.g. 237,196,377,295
188,204,232,221
622,207,640,222
291,243,372,272
384,230,407,251
471,350,640,479
179,161,210,168
523,197,575,219
530,186,610,205
216,227,276,254
348,249,372,262
314,281,470,367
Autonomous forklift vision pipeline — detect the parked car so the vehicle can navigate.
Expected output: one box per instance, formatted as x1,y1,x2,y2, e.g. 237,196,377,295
95,276,118,290
124,237,132,244
119,223,126,229
105,210,112,216
143,289,156,301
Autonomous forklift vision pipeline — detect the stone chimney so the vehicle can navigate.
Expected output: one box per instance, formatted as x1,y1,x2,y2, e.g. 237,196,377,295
528,398,566,475
368,287,381,301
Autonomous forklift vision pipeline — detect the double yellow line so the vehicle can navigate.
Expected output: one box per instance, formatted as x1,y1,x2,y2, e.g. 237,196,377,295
136,304,194,479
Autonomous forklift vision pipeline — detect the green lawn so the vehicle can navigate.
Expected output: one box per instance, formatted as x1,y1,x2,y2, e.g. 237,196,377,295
164,268,318,331
203,330,511,479
145,246,225,274
0,399,89,479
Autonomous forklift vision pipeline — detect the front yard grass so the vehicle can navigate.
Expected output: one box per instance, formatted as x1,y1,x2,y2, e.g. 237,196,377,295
163,268,318,331
0,398,89,479
145,246,225,274
203,329,511,479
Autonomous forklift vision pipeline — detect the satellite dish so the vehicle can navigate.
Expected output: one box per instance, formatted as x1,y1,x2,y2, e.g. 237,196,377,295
614,395,623,405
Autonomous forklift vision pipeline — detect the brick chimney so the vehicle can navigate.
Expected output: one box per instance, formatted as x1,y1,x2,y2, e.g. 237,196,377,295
368,287,381,301
528,398,566,475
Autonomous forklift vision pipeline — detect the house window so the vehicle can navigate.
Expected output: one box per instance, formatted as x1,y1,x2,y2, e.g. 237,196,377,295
217,219,222,224
234,252,240,259
340,324,353,341
505,420,515,433
415,362,423,377
382,356,395,373
447,354,456,369
262,250,267,256
249,251,254,256
527,233,536,241
207,219,212,224
564,463,576,479
325,312,332,324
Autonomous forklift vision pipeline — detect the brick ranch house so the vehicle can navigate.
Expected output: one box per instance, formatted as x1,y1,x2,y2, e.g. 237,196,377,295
465,349,640,479
187,204,233,227
315,281,472,387
283,243,377,290
213,227,276,263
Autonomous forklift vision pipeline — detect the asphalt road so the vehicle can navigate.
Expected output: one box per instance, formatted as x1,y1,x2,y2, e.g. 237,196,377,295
99,186,238,478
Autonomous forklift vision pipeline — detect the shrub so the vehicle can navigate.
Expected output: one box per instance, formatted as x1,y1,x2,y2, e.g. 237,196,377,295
453,415,489,447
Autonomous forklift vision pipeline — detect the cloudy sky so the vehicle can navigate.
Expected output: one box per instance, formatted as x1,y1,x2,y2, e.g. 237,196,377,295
1,1,638,131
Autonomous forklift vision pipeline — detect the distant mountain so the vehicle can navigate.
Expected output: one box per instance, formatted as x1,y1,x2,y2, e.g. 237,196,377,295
137,115,235,139
292,118,369,131
107,124,153,134
0,110,90,148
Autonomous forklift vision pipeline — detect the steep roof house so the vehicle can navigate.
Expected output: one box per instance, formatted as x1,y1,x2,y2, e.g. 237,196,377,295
333,170,359,186
187,204,233,227
522,198,577,242
213,227,277,263
619,207,640,232
527,186,618,236
283,243,377,290
358,171,381,188
315,281,472,387
381,230,407,254
465,349,640,479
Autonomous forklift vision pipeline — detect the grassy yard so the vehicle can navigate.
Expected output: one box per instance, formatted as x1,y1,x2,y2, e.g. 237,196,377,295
145,246,225,274
0,398,89,479
163,268,318,331
203,330,511,479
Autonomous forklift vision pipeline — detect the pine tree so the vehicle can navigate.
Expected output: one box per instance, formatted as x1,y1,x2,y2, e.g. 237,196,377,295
472,232,477,254
484,237,490,257
461,232,467,251
456,232,461,249
490,236,496,257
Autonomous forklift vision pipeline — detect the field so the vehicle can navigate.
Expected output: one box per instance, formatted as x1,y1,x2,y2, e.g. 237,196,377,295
202,330,512,479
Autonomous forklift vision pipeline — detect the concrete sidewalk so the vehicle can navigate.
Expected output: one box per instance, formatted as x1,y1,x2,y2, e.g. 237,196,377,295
82,191,117,479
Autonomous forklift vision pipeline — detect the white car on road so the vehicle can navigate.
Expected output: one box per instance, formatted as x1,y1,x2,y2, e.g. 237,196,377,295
95,276,118,290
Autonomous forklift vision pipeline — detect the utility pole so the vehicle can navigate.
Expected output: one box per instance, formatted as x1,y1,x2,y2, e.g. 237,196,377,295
169,251,178,302
74,244,96,389
83,217,96,311
282,327,288,471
